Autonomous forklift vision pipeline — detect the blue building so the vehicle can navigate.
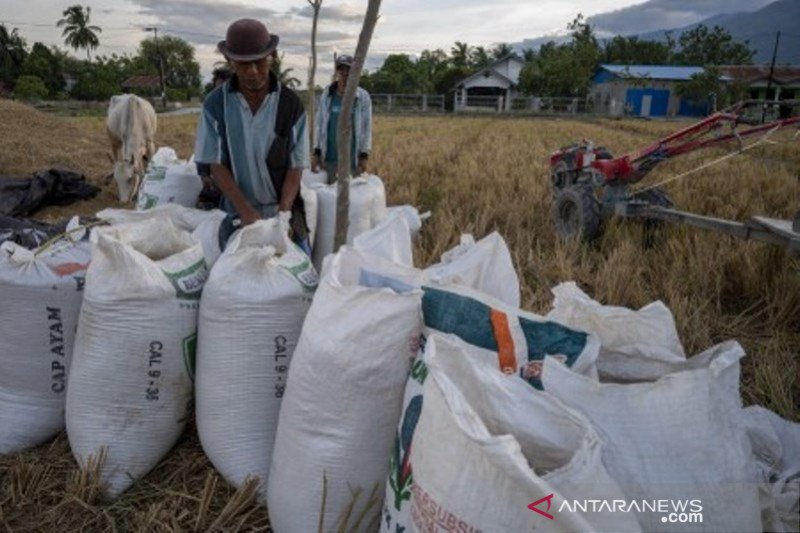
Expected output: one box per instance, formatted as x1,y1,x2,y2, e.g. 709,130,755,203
589,64,726,118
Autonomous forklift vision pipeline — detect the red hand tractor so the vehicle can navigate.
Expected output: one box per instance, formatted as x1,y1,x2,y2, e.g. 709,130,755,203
549,100,800,254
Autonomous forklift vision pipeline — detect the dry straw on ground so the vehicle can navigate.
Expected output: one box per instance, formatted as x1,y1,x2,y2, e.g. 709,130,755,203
1,99,798,531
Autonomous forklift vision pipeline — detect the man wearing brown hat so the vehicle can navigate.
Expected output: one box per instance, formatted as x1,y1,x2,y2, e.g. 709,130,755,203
311,54,373,184
194,18,310,251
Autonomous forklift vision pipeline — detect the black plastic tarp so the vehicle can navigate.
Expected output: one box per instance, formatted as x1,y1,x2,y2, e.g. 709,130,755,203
0,168,99,217
0,216,64,249
0,215,97,249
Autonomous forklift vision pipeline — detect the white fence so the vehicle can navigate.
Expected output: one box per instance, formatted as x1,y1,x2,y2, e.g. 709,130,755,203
453,94,590,114
370,93,446,113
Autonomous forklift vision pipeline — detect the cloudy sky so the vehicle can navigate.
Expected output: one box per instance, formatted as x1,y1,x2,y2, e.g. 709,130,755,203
1,0,776,85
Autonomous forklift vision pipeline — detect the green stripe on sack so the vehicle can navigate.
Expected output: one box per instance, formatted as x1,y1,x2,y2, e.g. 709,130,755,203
422,286,589,390
518,316,588,389
422,287,498,351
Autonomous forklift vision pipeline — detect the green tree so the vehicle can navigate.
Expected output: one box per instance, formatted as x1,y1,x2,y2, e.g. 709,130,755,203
14,74,48,100
450,41,471,68
469,46,490,68
138,35,201,97
518,15,601,97
567,14,600,95
70,63,118,100
364,54,423,93
0,24,28,87
22,43,64,96
676,66,750,110
56,5,101,60
674,25,755,66
603,36,673,65
416,48,450,93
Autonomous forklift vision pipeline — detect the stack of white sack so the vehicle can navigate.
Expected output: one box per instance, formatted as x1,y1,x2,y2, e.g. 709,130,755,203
382,280,600,531
544,282,800,532
136,147,203,210
66,218,207,498
269,229,524,532
301,168,328,187
309,174,388,271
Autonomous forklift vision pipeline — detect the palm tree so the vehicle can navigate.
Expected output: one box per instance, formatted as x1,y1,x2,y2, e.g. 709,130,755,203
0,23,28,72
272,52,300,88
57,5,101,60
491,43,514,60
451,41,471,68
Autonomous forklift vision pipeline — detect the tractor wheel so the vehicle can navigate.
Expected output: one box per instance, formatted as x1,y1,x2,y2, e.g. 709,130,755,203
550,160,572,191
553,184,602,241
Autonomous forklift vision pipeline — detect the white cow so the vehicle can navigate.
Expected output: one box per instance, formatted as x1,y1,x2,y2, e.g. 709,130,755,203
106,94,157,203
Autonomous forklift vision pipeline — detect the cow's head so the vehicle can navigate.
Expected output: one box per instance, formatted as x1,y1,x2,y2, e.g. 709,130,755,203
113,150,148,203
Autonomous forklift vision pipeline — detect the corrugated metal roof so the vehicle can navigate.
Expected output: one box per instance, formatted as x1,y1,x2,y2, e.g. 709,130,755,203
598,64,708,81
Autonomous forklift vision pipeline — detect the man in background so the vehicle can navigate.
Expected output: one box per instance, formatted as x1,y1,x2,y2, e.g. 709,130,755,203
312,54,372,183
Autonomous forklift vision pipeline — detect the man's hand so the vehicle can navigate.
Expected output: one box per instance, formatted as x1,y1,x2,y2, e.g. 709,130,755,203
358,156,368,175
311,154,320,173
238,204,261,226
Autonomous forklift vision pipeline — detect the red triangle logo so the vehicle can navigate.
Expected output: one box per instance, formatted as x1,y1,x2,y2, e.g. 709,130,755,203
528,493,555,520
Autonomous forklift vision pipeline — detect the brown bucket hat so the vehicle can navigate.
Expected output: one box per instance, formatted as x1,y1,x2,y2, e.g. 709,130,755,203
218,19,279,62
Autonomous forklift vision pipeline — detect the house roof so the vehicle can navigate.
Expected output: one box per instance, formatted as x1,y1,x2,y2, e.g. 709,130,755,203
454,54,524,89
121,75,161,88
598,64,710,81
717,65,800,84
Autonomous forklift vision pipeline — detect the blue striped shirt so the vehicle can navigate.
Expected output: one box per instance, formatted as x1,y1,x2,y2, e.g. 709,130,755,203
194,78,309,217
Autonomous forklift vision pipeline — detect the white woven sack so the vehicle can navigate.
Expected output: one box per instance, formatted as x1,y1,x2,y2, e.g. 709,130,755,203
300,184,318,248
542,342,762,532
268,247,422,532
196,219,317,497
136,148,203,210
404,334,640,533
66,218,207,498
353,209,413,267
386,205,423,239
546,282,686,382
383,283,600,532
741,406,800,533
361,173,389,228
0,237,90,454
97,205,226,268
424,232,520,308
301,168,328,186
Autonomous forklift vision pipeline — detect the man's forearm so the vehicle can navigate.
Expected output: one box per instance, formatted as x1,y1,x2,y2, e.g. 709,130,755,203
279,168,302,212
209,164,259,220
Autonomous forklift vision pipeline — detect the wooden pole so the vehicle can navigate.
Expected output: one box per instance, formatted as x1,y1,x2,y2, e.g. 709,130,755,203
333,0,381,249
307,0,322,150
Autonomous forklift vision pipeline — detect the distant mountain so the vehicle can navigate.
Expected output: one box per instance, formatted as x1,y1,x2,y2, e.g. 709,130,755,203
513,0,799,65
637,0,800,64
